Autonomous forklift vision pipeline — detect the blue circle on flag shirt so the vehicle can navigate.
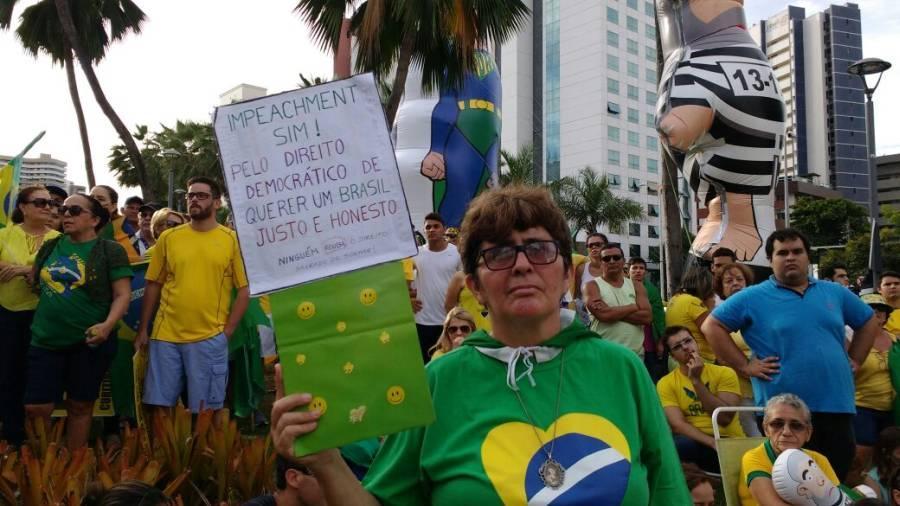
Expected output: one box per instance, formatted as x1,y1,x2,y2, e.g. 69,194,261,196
524,433,630,504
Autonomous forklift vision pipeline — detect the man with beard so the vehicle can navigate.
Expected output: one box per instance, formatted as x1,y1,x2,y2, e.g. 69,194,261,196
135,177,249,416
702,228,880,482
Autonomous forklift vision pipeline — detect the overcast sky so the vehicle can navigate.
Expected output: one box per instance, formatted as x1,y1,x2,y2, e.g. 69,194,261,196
1,0,897,197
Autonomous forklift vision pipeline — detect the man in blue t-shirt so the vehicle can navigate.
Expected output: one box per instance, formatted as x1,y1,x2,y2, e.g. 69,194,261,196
701,228,879,483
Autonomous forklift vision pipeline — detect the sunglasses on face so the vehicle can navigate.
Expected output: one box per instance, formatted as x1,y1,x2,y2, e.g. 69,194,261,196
601,254,623,262
587,242,605,249
186,192,211,201
445,234,458,239
166,220,183,228
447,325,472,334
59,205,92,217
479,240,560,271
766,419,807,432
26,198,60,209
669,336,694,352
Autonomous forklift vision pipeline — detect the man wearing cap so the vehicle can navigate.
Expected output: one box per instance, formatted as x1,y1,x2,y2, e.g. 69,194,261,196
853,292,897,480
132,202,160,258
122,196,143,234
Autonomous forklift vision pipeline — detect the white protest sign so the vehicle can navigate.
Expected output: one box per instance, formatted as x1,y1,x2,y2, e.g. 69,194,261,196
213,74,418,295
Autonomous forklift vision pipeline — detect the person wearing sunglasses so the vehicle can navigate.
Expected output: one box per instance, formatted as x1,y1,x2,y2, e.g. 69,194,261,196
428,307,477,360
657,326,745,473
90,185,142,263
25,194,132,450
142,208,186,258
0,186,60,445
271,185,690,504
739,393,842,506
582,242,651,356
571,232,607,304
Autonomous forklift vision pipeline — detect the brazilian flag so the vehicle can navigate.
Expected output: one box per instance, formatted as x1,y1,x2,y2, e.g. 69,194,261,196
0,156,22,229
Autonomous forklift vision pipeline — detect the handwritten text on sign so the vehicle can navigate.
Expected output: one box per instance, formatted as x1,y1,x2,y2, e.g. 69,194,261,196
214,74,417,295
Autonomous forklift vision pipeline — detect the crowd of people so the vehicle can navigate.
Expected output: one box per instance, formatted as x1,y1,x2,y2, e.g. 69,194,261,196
5,179,900,504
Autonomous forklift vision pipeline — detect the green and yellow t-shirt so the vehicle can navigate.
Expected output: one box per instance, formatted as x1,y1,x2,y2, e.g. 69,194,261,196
855,335,896,412
738,440,837,506
31,237,132,349
0,225,59,311
665,293,714,362
146,224,248,343
100,215,141,263
657,363,745,438
886,309,900,337
362,320,692,505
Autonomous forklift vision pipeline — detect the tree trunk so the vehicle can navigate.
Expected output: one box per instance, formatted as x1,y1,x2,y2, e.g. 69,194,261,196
384,28,417,126
661,154,684,297
54,0,154,200
63,44,94,189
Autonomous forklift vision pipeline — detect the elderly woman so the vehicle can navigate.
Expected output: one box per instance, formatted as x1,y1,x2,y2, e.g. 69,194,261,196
428,307,477,360
271,185,690,504
0,186,60,445
25,194,132,450
739,393,842,505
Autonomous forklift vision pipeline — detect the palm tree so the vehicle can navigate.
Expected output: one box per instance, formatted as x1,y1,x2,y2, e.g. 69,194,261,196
0,0,149,196
499,144,535,186
551,166,644,239
294,0,530,125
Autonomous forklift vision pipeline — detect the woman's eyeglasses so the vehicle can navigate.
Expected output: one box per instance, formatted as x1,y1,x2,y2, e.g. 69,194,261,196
479,241,560,271
59,205,92,217
766,419,807,432
447,325,472,334
26,198,60,209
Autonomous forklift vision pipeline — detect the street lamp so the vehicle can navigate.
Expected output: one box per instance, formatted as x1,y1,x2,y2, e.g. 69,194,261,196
848,57,891,284
160,148,180,209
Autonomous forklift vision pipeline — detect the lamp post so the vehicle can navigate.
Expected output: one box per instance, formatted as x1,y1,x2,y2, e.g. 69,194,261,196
848,57,891,284
160,148,179,209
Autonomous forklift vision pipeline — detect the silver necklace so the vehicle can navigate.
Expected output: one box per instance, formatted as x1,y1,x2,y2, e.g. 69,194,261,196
511,348,566,489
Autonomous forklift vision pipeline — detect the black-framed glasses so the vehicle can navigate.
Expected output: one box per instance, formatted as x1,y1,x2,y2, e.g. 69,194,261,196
601,254,623,262
26,198,59,209
479,240,560,271
186,192,211,201
669,336,694,352
766,419,807,432
447,325,472,334
59,205,92,217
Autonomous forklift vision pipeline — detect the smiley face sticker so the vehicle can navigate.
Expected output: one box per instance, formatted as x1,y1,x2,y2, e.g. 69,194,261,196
295,353,307,366
309,396,328,415
386,386,406,405
359,288,377,306
336,321,347,332
379,331,391,344
297,301,316,320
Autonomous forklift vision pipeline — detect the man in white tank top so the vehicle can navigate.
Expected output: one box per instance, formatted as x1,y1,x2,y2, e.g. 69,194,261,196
583,243,651,355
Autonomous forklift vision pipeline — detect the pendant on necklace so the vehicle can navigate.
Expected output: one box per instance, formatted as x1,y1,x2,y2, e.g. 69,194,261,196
539,458,566,489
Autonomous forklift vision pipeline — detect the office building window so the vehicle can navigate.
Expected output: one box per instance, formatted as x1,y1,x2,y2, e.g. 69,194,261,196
628,131,640,146
608,150,621,166
646,135,658,150
645,45,655,62
628,154,640,170
608,54,620,71
649,245,660,262
645,2,655,16
607,101,621,115
627,16,638,32
648,225,660,238
646,68,657,84
629,177,641,193
608,125,620,142
628,85,639,100
629,244,641,258
627,0,638,9
646,112,655,127
607,30,619,48
608,173,622,187
629,223,641,237
647,181,659,196
628,107,639,124
627,61,639,78
645,23,656,38
607,7,619,24
627,38,639,55
608,78,620,95
647,158,658,173
645,90,657,106
648,203,659,217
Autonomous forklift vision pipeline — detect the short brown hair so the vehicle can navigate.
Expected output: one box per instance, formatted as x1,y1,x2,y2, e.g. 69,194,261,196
186,176,221,199
12,185,47,224
713,262,754,299
459,185,573,276
682,462,718,492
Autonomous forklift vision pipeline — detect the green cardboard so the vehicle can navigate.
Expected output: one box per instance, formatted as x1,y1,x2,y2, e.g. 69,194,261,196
271,261,435,456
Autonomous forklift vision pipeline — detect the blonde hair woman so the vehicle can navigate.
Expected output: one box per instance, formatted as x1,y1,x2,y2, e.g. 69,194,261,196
429,307,477,360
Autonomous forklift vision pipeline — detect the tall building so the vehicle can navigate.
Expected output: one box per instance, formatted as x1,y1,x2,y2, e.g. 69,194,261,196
219,84,267,105
500,0,670,277
876,153,900,209
0,152,83,192
751,3,869,206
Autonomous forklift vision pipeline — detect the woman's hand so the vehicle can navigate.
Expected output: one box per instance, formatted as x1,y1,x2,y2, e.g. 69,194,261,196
85,322,115,346
0,264,28,282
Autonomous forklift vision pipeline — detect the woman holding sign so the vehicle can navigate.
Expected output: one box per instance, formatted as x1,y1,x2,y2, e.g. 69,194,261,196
272,185,689,504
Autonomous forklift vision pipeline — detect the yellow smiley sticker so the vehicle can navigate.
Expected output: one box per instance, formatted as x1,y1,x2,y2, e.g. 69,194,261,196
379,331,391,344
309,396,328,415
386,386,406,405
343,362,354,374
295,353,307,365
359,288,377,306
336,321,347,332
296,301,316,320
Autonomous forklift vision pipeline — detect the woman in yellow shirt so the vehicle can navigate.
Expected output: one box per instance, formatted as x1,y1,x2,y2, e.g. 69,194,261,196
0,185,60,445
852,293,898,485
666,266,716,362
443,270,491,332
